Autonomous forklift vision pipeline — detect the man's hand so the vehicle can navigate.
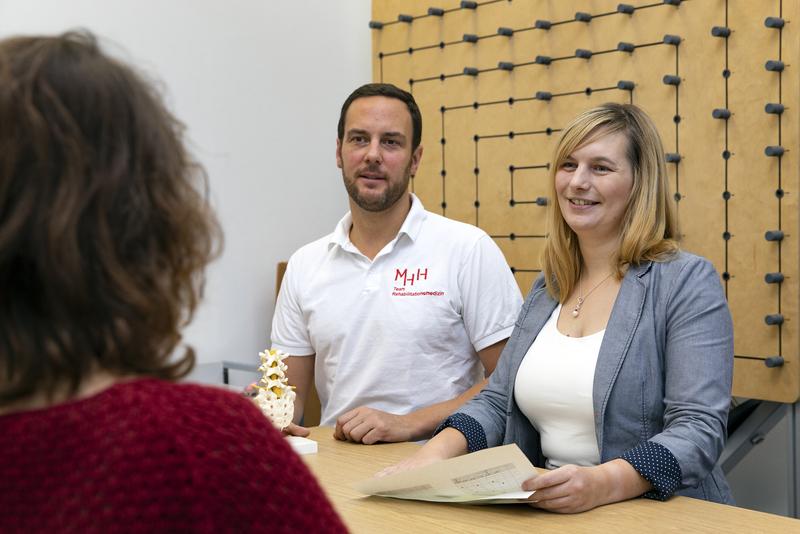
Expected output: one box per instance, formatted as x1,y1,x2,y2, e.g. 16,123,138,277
333,406,418,444
522,464,610,514
282,422,311,438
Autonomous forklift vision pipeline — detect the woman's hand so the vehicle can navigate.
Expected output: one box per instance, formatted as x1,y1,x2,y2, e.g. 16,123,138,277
522,459,651,514
522,465,608,513
375,448,444,478
374,427,469,478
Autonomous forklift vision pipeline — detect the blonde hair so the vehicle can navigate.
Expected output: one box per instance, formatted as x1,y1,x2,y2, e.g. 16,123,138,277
541,103,679,302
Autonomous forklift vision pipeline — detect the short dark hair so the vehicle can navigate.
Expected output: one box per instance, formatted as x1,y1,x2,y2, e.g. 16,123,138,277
337,83,422,150
0,31,222,403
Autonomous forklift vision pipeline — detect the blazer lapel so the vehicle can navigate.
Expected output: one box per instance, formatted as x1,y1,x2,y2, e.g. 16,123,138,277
508,286,558,386
592,262,650,451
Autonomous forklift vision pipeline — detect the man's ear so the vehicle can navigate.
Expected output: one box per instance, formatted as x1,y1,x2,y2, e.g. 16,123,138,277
409,144,423,176
335,138,343,169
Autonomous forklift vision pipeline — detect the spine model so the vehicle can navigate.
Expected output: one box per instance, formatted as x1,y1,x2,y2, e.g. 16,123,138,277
254,348,296,430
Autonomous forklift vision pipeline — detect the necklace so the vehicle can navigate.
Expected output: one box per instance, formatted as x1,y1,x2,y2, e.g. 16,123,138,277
572,272,614,318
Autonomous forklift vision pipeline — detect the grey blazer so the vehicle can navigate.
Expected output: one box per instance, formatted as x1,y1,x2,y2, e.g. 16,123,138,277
458,251,734,503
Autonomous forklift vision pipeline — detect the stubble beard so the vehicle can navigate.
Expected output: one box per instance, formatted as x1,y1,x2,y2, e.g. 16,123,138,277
343,160,412,212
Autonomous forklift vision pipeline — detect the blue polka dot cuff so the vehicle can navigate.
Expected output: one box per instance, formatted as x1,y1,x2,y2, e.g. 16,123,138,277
620,441,682,500
434,413,488,453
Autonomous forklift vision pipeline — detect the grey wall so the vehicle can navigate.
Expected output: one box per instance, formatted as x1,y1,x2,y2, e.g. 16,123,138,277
0,0,370,367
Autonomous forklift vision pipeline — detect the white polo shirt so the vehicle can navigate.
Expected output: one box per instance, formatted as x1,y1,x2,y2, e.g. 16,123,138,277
271,194,523,426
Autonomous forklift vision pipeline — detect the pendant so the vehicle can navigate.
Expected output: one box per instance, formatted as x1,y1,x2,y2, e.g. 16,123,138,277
572,297,584,318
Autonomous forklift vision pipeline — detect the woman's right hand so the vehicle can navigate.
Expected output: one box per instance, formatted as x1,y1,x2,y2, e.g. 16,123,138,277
375,427,469,477
376,448,445,478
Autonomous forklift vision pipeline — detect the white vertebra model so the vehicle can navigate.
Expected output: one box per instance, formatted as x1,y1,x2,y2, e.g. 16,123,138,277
254,348,296,431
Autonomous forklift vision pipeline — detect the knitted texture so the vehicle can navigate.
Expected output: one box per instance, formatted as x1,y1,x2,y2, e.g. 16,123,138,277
0,378,347,533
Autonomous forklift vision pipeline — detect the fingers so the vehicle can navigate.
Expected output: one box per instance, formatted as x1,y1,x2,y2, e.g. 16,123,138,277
523,465,574,491
524,465,599,514
335,407,401,444
282,422,310,437
335,408,378,443
334,408,361,440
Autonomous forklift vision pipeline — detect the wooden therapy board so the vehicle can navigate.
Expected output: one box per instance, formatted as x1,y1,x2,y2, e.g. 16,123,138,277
370,0,799,402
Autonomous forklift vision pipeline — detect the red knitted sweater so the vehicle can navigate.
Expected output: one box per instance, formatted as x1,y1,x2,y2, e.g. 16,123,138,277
0,378,347,533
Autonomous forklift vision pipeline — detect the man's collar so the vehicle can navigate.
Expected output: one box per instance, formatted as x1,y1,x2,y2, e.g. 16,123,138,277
328,193,427,249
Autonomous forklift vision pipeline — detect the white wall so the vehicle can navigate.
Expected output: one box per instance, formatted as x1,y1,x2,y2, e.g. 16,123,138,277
0,0,371,367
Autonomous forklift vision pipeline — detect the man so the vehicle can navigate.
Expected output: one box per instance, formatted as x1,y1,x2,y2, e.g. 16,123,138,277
272,83,522,444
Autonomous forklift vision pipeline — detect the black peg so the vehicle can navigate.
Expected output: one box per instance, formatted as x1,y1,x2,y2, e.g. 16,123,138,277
765,146,785,157
765,356,785,368
618,42,635,52
368,21,384,29
498,27,514,37
398,14,414,23
428,7,445,16
617,80,635,91
664,34,681,45
711,26,731,38
498,61,514,71
575,49,593,59
461,0,477,8
664,0,682,5
463,67,479,76
765,17,785,29
663,75,681,86
712,108,731,119
535,55,552,65
535,91,552,101
765,314,784,326
535,197,548,206
618,4,635,14
463,33,479,43
765,103,785,114
666,153,681,163
535,19,552,30
765,230,784,241
765,272,784,284
765,60,785,72
575,12,592,22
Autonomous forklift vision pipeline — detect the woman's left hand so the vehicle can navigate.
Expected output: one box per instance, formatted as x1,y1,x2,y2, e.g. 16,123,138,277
522,459,651,514
522,464,609,514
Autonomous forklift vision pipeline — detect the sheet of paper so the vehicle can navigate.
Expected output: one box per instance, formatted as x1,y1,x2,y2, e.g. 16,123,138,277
354,444,537,505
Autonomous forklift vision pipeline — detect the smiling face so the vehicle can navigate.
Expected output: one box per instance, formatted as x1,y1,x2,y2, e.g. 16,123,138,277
336,96,422,213
555,130,634,243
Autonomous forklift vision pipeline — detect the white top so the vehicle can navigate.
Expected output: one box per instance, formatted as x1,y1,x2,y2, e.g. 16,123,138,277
272,194,523,426
514,305,603,469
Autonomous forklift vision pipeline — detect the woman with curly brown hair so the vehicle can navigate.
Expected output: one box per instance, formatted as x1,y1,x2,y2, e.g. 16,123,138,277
0,31,345,532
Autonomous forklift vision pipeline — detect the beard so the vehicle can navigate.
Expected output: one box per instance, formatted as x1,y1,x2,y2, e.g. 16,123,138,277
343,160,412,212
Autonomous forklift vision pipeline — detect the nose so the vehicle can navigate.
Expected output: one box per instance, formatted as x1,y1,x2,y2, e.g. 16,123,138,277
365,139,382,164
569,163,591,190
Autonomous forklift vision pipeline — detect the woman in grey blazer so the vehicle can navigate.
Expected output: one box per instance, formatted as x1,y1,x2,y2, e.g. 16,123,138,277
384,103,734,512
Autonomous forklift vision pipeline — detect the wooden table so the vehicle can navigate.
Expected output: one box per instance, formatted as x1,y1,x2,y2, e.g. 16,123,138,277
301,426,798,533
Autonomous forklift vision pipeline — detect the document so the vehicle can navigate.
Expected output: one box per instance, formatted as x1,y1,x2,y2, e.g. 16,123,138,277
354,444,537,505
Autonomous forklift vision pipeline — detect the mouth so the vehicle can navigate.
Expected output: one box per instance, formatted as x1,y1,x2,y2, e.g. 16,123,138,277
569,198,599,206
359,170,386,181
